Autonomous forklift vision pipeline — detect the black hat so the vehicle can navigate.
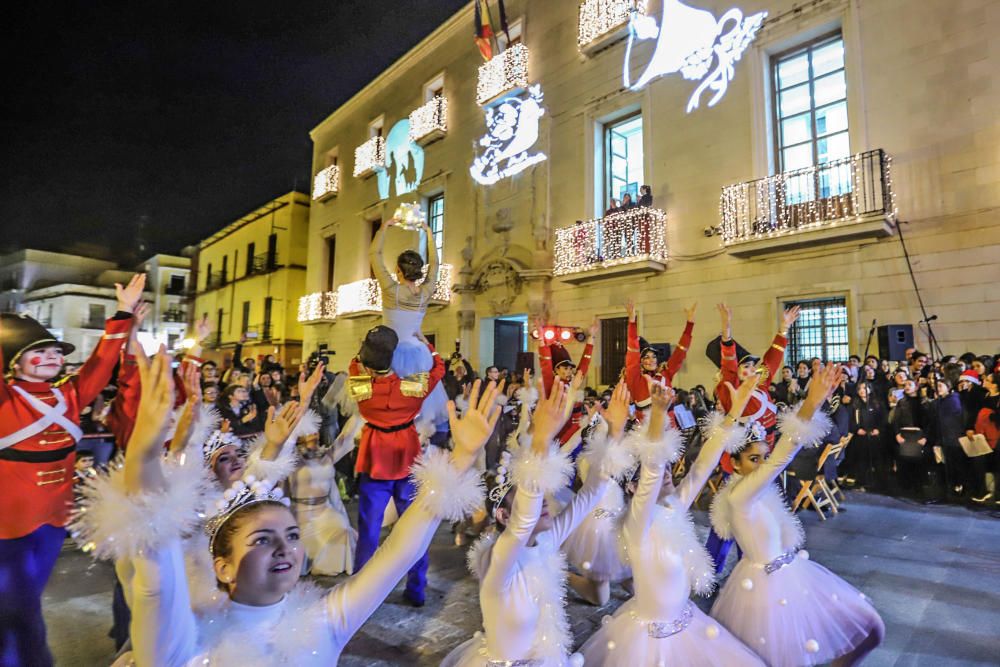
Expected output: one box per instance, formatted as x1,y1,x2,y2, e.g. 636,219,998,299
549,343,575,369
704,334,753,370
1,313,75,373
358,325,398,373
638,336,657,359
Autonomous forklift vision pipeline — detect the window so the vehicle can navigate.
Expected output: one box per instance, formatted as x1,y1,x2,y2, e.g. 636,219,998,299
216,308,224,343
88,304,106,327
604,114,644,211
267,234,277,270
221,256,228,285
427,194,445,259
783,297,849,363
498,18,523,49
246,242,255,275
205,263,213,289
599,316,628,386
772,34,849,199
423,73,445,102
325,148,339,168
369,220,382,279
263,297,273,339
325,236,337,291
241,301,251,335
368,115,384,139
168,274,185,294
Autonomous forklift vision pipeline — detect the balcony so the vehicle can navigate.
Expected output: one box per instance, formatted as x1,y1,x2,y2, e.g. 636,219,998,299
553,208,668,284
408,96,448,146
204,272,227,290
245,324,273,341
162,309,187,323
246,253,278,277
298,291,338,324
577,0,644,55
336,263,454,319
312,164,340,201
164,283,186,296
353,136,386,178
80,317,105,330
477,43,529,106
720,149,897,258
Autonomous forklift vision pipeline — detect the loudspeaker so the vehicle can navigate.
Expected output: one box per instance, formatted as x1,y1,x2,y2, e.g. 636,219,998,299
877,324,914,362
515,352,535,376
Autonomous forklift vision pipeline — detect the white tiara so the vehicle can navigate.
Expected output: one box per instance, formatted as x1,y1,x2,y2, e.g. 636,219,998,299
488,450,514,507
202,429,245,465
205,476,290,554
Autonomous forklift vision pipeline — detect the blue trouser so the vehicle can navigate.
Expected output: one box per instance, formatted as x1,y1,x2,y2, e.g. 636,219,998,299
0,524,65,667
354,475,428,600
705,471,741,574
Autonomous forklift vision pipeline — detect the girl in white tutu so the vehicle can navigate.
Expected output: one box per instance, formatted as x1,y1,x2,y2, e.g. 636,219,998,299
442,380,635,667
72,348,496,666
580,377,767,666
287,413,363,576
710,363,885,667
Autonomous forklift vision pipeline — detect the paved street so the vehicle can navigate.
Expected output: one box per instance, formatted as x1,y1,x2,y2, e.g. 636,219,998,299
44,492,1000,666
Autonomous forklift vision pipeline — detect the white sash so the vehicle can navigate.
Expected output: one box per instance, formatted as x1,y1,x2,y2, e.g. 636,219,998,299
745,388,776,423
0,386,84,451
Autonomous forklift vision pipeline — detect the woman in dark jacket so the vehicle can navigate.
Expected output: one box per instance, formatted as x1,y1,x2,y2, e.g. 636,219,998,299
849,381,888,491
890,379,926,498
929,380,968,500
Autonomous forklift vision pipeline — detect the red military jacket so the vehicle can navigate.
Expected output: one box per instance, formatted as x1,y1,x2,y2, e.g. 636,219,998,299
539,342,594,445
0,315,132,539
625,319,693,413
351,345,445,481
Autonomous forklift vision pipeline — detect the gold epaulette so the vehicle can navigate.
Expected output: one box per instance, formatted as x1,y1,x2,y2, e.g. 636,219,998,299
400,372,430,398
771,343,786,353
348,375,373,402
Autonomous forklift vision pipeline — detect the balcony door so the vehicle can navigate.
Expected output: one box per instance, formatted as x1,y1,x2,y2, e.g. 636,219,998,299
604,114,644,212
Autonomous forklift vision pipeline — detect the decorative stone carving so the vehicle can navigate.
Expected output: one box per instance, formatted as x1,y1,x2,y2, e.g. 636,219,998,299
472,259,524,316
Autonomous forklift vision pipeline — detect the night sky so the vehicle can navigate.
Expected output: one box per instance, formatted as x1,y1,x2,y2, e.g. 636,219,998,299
1,0,468,264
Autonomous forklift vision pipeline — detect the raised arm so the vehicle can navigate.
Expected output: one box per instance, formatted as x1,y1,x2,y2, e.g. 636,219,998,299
660,303,696,384
731,363,840,506
718,303,738,390
761,306,798,383
626,383,676,536
368,220,392,288
325,379,498,644
419,220,440,300
575,318,598,378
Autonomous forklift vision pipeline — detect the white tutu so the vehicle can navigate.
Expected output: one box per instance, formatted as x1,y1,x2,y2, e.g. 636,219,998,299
298,493,356,576
580,598,765,667
710,552,882,667
441,635,578,667
562,484,631,582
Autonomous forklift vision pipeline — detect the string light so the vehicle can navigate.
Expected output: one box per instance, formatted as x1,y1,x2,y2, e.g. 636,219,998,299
553,208,668,276
353,135,386,177
311,164,339,201
333,263,453,317
476,43,529,106
297,291,338,323
578,0,645,49
719,149,895,244
408,96,448,144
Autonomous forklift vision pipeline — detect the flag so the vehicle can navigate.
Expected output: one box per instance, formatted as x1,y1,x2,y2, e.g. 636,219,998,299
497,0,511,46
474,0,494,61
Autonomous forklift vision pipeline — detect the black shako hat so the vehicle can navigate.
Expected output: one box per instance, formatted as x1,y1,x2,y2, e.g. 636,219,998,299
638,336,657,359
1,313,75,372
358,325,398,373
704,334,757,369
549,343,575,369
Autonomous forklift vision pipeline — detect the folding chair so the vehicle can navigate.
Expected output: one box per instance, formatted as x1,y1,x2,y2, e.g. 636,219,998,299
789,470,827,520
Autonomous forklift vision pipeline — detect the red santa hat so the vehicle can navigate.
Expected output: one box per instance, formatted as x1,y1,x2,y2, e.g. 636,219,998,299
959,369,981,385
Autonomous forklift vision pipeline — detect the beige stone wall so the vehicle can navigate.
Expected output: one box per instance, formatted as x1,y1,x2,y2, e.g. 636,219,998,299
305,0,1000,388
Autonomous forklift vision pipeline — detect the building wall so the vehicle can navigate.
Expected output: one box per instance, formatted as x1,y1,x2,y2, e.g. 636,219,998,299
140,254,191,350
193,192,310,367
303,0,1000,388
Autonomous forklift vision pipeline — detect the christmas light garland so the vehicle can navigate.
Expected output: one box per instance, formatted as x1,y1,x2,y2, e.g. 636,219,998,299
408,96,448,143
297,291,338,323
553,208,668,276
311,164,340,201
353,135,386,177
332,263,453,317
719,150,896,244
578,0,645,48
476,43,529,106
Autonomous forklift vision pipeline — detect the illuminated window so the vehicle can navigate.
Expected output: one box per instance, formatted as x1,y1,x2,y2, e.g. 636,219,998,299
783,296,849,363
604,114,644,211
427,194,445,259
772,34,849,199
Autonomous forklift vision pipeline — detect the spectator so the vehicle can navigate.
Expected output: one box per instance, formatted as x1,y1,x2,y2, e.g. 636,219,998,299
604,197,621,217
218,383,263,438
849,380,888,491
771,366,797,406
890,379,927,498
202,382,219,405
638,184,653,207
620,192,636,209
929,380,968,500
971,371,1000,505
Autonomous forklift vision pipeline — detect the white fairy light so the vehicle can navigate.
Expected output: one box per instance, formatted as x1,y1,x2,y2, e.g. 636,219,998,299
311,164,339,201
408,96,448,144
297,291,338,323
353,135,386,177
335,264,452,316
578,0,645,48
553,207,668,276
476,43,529,106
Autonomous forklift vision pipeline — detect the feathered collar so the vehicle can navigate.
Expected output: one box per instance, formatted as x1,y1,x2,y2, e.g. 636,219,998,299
194,581,330,665
709,475,804,552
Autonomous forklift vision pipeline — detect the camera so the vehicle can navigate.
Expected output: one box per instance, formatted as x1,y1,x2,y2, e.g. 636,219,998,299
307,343,334,374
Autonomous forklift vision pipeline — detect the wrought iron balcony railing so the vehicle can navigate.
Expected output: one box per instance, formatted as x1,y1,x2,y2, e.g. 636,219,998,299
245,324,273,341
477,43,529,106
335,263,453,318
298,291,338,324
577,0,644,53
246,252,278,277
553,208,668,279
162,309,187,323
312,164,340,201
408,96,448,145
204,272,227,290
353,136,386,178
720,149,896,245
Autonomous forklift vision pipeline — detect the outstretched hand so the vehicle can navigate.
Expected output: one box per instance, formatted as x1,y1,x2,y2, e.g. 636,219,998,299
448,379,504,472
130,346,175,462
646,379,673,437
603,380,631,440
801,363,842,419
115,274,146,314
718,303,733,339
782,305,801,332
264,401,306,448
531,380,569,453
298,362,325,405
721,372,760,420
684,302,698,323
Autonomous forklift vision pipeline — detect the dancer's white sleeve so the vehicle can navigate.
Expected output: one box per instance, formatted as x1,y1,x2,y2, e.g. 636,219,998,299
128,542,200,667
674,420,744,512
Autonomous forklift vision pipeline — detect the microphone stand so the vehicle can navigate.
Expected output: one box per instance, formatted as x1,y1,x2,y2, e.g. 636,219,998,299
863,319,877,360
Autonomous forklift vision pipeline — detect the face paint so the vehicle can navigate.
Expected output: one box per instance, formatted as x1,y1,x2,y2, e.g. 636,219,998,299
28,354,43,366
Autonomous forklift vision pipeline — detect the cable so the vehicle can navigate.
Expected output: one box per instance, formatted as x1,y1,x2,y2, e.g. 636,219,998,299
894,219,942,358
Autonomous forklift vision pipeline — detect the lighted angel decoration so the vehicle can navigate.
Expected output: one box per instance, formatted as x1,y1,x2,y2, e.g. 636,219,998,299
624,0,767,112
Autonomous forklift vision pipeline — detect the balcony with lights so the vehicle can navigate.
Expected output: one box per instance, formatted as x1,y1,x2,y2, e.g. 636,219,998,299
476,43,529,106
312,164,340,201
720,149,896,258
297,291,338,324
331,263,454,319
578,0,645,55
408,96,448,146
553,207,668,284
353,136,386,178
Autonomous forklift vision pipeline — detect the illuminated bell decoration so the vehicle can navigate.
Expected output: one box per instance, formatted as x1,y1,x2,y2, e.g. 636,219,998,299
393,202,426,231
312,164,339,201
353,135,386,178
553,207,668,276
476,43,529,106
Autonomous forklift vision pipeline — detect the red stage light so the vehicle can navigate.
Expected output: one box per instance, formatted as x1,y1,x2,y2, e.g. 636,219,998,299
543,328,556,340
560,329,572,341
